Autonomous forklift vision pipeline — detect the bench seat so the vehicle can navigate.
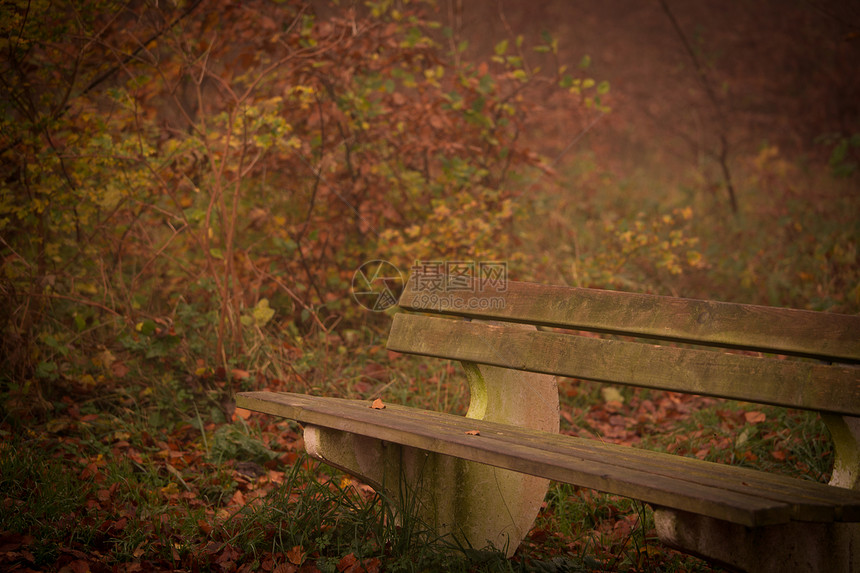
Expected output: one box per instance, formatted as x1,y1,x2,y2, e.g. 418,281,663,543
237,391,860,528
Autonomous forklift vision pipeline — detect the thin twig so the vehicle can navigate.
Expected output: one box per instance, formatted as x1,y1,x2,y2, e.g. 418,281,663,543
658,0,738,213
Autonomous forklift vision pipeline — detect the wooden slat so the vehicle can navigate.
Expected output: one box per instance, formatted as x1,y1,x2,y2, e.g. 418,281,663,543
398,275,860,362
386,313,860,416
355,401,860,522
236,392,860,526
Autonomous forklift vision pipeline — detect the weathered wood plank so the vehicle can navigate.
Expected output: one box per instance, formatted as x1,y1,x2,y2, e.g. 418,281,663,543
236,392,860,526
386,314,860,416
398,275,860,362
390,403,857,522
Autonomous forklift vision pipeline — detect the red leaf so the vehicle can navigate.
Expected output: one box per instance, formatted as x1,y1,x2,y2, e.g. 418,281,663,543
364,557,381,573
69,559,91,573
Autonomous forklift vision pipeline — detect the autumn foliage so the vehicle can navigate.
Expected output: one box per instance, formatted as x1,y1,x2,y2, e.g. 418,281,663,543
0,0,604,382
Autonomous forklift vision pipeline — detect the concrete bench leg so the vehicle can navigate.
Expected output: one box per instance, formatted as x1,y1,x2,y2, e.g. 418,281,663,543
654,508,859,573
824,414,860,490
303,362,559,556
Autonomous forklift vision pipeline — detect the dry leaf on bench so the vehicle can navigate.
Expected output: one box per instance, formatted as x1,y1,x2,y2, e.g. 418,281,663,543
370,398,386,410
465,430,480,436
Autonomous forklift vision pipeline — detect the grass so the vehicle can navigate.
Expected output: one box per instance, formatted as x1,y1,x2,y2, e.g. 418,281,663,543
2,333,838,572
0,266,845,573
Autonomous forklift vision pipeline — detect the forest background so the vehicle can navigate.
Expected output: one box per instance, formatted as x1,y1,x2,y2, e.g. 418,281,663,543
1,0,858,571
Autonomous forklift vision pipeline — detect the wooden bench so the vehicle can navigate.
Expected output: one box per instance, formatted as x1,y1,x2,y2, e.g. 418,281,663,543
236,273,860,572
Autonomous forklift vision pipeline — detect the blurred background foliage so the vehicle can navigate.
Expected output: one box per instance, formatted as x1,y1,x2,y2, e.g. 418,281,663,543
0,0,857,415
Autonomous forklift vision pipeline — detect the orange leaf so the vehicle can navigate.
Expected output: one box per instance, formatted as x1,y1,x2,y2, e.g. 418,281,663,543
465,430,480,436
337,553,358,572
231,368,251,379
771,450,787,461
234,407,251,420
744,411,766,424
286,545,305,565
370,398,385,410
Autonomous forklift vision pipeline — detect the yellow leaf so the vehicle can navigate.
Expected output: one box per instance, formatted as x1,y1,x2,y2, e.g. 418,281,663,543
252,298,275,326
601,387,625,404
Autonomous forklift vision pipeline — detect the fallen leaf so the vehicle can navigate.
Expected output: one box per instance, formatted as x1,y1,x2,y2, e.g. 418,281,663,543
337,553,358,572
234,407,251,420
286,545,305,565
67,559,91,573
465,430,480,436
744,411,766,424
110,360,129,378
0,532,34,552
370,398,385,410
735,426,754,447
362,362,387,380
771,450,787,461
601,387,625,404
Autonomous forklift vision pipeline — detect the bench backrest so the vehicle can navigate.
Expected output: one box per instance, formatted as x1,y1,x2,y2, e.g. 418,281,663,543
387,274,860,417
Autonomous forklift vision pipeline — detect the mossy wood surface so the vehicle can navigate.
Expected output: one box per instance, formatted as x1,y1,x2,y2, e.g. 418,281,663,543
386,314,860,416
235,392,860,528
399,276,860,362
